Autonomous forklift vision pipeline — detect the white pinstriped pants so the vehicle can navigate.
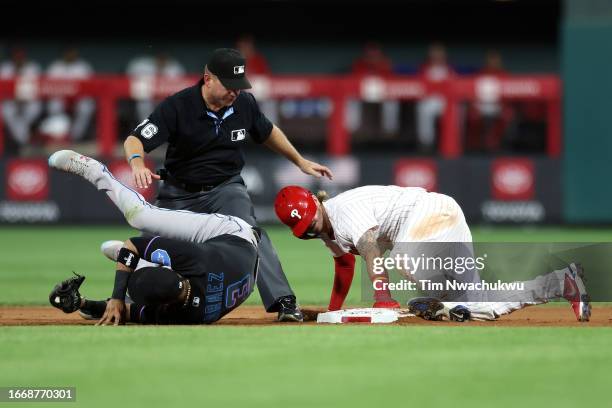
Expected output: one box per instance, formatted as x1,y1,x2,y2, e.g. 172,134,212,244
393,192,564,320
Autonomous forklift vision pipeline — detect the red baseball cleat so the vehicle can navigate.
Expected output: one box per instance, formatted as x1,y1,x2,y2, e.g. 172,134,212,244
562,263,591,322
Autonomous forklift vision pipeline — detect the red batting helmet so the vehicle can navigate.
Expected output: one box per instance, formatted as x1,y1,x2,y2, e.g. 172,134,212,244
274,186,317,238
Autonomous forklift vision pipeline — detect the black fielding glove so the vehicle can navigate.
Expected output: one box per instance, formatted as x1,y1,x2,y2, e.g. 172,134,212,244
49,272,85,313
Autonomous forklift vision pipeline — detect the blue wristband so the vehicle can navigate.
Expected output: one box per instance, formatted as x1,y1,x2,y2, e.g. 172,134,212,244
128,154,142,163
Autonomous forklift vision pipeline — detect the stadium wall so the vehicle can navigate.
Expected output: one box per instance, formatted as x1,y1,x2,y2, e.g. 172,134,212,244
0,155,560,225
562,0,612,222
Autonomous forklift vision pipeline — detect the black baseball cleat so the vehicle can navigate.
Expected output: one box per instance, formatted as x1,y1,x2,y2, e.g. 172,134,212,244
407,297,445,321
78,299,107,320
448,305,471,322
78,295,134,320
276,296,304,322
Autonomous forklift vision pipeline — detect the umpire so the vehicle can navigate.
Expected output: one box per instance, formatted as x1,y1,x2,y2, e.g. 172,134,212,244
123,48,333,322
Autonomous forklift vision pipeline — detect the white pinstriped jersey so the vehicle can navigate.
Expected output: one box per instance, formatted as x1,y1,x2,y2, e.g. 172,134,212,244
321,185,427,256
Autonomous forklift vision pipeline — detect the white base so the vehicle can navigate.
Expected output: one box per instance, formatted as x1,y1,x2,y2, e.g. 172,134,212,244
317,308,409,324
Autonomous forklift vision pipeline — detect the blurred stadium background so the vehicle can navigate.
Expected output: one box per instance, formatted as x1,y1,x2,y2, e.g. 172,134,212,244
2,0,610,229
3,2,612,408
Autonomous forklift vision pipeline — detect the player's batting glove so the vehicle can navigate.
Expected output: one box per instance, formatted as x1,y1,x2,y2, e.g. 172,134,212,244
49,272,85,313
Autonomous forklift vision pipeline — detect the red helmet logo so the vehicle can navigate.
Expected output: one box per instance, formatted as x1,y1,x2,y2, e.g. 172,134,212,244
274,186,317,238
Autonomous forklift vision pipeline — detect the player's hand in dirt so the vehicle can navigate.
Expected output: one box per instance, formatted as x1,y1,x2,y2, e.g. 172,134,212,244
130,162,160,189
298,159,333,180
97,299,126,326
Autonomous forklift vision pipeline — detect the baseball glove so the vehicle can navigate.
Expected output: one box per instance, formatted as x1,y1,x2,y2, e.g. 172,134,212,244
49,272,85,313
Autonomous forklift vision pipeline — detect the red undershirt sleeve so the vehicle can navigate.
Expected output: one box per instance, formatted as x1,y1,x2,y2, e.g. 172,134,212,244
328,253,356,311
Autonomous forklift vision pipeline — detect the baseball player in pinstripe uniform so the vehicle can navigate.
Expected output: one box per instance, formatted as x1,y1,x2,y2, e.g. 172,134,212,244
274,185,591,322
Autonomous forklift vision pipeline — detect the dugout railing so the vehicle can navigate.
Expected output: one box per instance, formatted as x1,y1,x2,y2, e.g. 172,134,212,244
0,75,561,157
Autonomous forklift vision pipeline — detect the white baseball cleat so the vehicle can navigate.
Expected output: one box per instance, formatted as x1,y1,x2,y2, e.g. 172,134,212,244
48,150,104,184
563,263,591,322
100,240,123,262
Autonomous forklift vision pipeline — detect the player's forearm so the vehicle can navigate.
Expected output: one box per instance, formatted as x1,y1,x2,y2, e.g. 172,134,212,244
356,229,383,283
357,228,394,301
263,125,304,166
328,254,356,311
111,240,139,300
124,135,146,167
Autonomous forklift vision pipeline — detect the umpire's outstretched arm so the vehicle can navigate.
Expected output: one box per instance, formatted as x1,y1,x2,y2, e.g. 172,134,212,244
264,125,334,180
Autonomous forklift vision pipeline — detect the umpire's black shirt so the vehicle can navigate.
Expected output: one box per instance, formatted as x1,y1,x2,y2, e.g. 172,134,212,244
132,79,273,185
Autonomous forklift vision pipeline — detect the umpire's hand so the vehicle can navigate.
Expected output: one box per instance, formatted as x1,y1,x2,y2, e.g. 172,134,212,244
298,159,334,180
131,160,160,189
97,299,126,326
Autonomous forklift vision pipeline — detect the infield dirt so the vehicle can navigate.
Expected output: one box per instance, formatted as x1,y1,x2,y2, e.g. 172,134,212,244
1,305,611,327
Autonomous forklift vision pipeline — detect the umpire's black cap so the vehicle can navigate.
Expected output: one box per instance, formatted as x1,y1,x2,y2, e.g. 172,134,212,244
207,48,252,90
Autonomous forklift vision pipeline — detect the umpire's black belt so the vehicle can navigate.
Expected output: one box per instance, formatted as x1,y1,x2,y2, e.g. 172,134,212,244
160,171,225,193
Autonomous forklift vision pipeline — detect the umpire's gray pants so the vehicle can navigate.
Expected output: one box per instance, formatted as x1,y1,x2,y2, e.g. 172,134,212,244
155,174,294,312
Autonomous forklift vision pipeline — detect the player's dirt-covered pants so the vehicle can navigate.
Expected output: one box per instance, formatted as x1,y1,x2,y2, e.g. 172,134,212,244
392,192,566,320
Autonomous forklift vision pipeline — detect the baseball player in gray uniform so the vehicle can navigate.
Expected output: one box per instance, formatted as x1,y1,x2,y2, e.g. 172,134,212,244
48,149,259,325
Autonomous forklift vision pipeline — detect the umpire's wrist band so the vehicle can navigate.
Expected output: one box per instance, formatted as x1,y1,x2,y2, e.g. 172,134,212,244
128,153,142,163
112,270,131,300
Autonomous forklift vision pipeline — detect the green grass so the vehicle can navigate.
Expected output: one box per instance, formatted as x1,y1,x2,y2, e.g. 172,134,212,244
1,225,612,408
0,225,336,306
3,225,612,306
2,326,611,408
